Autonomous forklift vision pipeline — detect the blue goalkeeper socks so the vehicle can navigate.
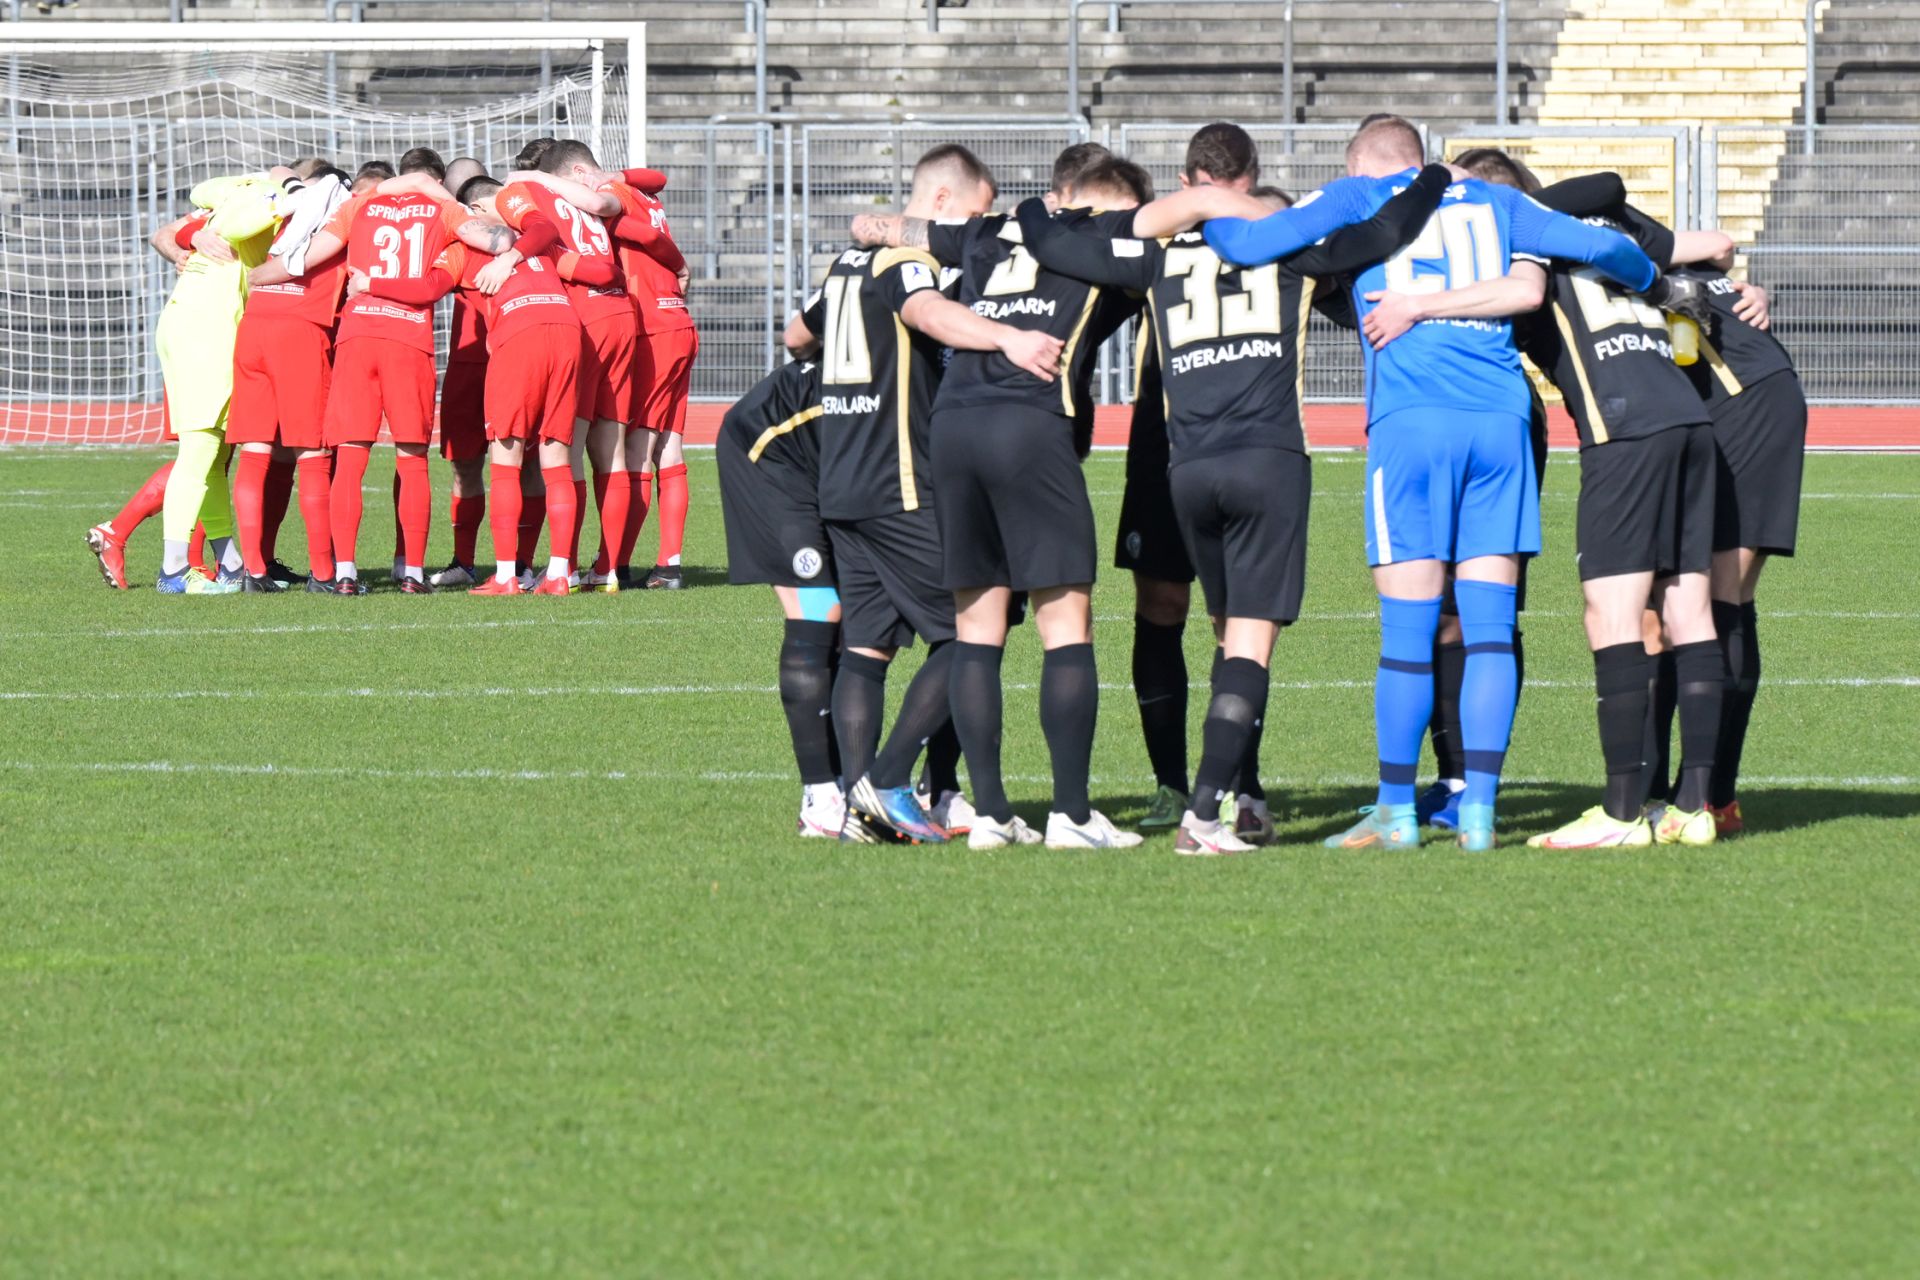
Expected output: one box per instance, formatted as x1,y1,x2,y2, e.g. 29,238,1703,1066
1455,579,1519,812
1375,594,1443,809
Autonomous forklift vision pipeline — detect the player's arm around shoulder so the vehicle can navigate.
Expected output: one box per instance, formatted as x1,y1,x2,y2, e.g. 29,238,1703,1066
1362,260,1548,350
880,249,1061,378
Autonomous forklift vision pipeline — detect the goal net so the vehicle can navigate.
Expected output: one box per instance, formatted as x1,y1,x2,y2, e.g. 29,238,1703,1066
0,22,641,445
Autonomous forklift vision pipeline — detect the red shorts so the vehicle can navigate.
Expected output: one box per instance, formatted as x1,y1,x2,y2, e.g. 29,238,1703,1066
578,311,638,425
228,314,332,449
637,325,699,434
323,337,436,446
486,322,582,447
439,358,488,461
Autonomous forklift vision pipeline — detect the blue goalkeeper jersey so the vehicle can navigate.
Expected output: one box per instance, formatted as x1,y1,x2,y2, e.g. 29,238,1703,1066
1205,168,1658,425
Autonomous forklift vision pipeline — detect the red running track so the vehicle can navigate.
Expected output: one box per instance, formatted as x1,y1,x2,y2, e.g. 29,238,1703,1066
3,401,1915,450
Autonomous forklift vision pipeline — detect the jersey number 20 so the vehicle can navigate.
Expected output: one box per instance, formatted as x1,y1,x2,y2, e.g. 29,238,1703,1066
1383,203,1502,294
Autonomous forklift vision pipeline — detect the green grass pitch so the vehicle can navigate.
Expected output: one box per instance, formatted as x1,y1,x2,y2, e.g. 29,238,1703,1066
2,445,1917,1277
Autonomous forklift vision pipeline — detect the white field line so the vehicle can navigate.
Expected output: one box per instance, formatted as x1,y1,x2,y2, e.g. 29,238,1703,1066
5,675,1917,704
0,757,1911,792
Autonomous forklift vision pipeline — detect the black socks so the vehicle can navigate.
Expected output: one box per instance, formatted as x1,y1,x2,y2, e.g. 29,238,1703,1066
1594,642,1653,822
869,641,957,791
1671,639,1727,813
1193,656,1269,823
779,619,840,786
1132,614,1190,794
950,642,1011,822
831,651,888,789
1040,644,1098,824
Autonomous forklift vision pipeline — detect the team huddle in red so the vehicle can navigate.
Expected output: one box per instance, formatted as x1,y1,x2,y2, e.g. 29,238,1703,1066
88,138,699,595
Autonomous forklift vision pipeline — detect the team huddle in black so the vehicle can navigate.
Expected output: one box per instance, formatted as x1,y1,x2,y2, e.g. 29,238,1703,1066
716,118,1805,852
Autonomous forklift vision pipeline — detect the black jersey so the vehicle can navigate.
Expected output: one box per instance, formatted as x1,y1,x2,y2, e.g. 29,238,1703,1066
1677,265,1797,411
801,245,951,520
1518,212,1705,448
925,212,1140,420
1536,174,1797,417
719,357,824,476
1126,322,1167,479
1016,166,1447,466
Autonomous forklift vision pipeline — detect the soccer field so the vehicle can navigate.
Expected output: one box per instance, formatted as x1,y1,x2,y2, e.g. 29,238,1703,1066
4,445,1917,1277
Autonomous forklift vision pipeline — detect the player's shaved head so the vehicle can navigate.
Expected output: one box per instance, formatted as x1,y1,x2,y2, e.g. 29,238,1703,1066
444,156,487,198
515,137,556,170
1251,184,1293,210
539,139,599,176
1453,146,1542,194
398,147,446,180
457,174,502,206
1183,122,1259,190
1069,157,1153,209
907,144,996,217
1345,115,1424,177
1050,142,1112,196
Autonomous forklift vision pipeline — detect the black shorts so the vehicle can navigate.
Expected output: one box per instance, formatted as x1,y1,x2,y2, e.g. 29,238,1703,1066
1576,423,1716,581
825,508,955,650
1712,370,1807,556
931,403,1098,592
1168,448,1311,623
716,431,832,588
1114,420,1194,584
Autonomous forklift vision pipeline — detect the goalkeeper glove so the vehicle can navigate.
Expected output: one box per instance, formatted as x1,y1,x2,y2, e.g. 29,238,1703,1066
1642,273,1712,326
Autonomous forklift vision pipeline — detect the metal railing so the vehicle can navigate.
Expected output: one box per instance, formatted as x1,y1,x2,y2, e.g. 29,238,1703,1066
1065,0,1510,126
670,118,1920,405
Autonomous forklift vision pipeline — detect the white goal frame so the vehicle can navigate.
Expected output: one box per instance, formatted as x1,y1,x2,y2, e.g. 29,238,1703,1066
0,21,649,166
0,22,648,443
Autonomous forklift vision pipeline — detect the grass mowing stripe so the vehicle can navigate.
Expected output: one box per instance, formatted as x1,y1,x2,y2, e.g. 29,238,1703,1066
4,759,1914,790
6,675,1918,702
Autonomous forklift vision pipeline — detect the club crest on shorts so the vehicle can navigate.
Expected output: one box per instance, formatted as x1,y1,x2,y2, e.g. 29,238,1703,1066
792,546,824,579
1125,530,1143,559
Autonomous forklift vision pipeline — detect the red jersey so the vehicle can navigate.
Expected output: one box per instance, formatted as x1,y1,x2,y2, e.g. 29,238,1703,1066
247,257,347,330
496,181,631,327
449,293,488,366
603,179,694,334
323,191,469,352
434,242,579,351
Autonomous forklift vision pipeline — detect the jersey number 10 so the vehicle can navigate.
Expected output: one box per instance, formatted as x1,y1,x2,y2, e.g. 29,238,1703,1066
1383,202,1503,294
821,276,873,385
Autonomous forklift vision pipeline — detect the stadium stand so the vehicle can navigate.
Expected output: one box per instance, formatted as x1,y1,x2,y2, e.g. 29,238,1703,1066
4,0,1918,415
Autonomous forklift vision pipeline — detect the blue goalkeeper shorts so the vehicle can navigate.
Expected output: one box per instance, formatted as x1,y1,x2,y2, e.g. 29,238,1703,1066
1363,407,1542,568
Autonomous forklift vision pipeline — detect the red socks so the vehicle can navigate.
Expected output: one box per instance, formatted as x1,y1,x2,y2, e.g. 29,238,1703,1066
296,454,334,581
487,463,523,570
395,450,431,570
622,470,653,572
262,458,294,565
110,461,172,540
568,478,587,570
233,449,272,577
542,465,579,573
656,462,689,566
188,521,211,575
330,444,371,569
451,492,485,568
514,454,545,564
590,469,631,576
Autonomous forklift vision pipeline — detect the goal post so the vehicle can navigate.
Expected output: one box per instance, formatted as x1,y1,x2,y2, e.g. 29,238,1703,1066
0,21,645,445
